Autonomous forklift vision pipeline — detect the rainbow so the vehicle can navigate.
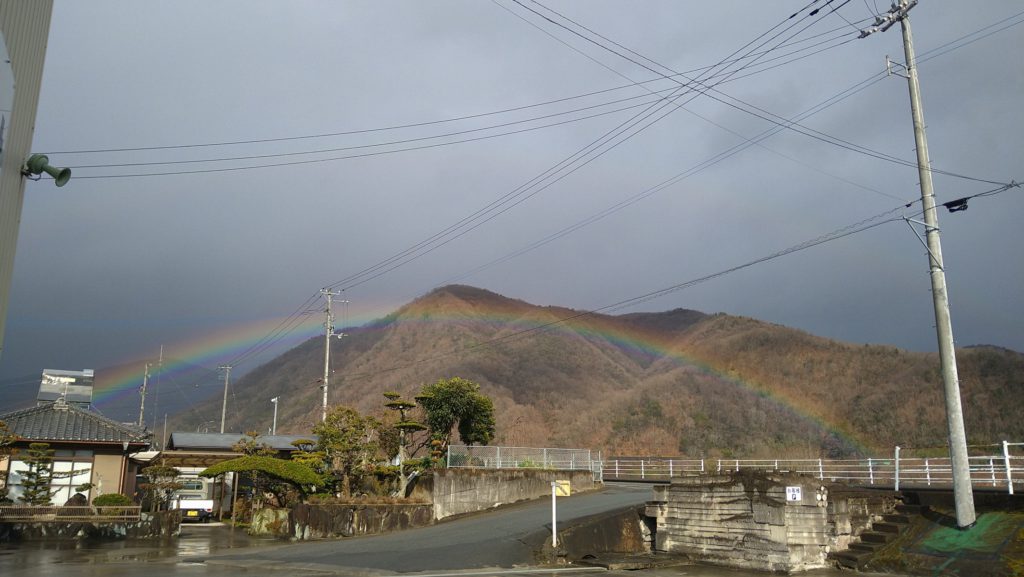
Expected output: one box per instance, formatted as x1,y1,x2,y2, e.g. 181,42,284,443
90,289,866,453
380,292,869,454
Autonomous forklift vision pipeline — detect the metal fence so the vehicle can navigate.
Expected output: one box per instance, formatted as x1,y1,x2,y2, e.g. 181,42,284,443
447,445,603,480
604,457,706,480
446,442,1023,494
0,505,142,522
602,441,1024,494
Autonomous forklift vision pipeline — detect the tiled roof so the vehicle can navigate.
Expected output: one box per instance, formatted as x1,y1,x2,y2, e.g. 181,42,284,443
166,432,316,451
0,401,151,445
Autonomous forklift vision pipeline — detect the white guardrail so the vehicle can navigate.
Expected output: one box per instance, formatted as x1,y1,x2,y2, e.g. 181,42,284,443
448,441,1024,494
447,445,604,480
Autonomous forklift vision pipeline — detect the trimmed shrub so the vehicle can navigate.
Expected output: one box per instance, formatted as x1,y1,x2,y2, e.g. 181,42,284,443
93,493,133,506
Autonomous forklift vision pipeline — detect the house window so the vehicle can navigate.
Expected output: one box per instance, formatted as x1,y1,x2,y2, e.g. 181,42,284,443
5,450,94,505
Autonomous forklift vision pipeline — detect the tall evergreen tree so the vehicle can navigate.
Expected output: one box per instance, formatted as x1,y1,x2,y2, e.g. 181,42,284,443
0,421,18,503
18,443,57,505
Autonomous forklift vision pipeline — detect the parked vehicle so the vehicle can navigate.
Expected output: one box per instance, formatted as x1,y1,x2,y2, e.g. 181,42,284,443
172,495,214,523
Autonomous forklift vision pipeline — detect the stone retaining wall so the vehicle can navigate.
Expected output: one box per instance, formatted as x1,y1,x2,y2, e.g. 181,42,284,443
250,502,435,539
647,471,896,572
0,511,180,541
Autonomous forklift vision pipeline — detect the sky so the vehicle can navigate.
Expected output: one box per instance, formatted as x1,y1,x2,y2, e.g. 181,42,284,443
1,0,1021,407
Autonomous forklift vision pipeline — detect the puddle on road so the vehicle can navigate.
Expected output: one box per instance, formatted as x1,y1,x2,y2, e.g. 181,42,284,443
0,524,286,568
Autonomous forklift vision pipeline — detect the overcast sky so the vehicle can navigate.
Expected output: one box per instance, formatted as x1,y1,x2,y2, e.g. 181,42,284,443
1,0,1021,394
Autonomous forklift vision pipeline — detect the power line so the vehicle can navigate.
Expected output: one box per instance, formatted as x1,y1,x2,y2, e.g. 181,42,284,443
215,1,834,373
43,19,862,158
320,0,843,296
435,70,921,288
57,36,861,179
518,0,1007,187
64,90,681,170
56,3,839,181
217,5,1021,375
337,200,923,381
508,0,897,202
34,8,1022,187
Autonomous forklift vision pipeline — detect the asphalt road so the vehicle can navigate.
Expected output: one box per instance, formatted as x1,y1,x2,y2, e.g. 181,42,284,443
206,482,652,573
0,482,869,576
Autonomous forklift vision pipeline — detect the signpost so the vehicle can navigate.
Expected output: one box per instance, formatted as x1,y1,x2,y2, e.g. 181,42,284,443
551,480,570,547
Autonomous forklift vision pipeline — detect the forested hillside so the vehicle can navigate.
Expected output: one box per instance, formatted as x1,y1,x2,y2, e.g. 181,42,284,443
171,285,1024,458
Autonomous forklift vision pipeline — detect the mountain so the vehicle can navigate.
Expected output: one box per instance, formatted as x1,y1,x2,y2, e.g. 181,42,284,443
171,285,1024,458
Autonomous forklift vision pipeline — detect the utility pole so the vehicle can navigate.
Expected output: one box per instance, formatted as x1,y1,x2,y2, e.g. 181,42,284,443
138,363,150,428
860,0,975,528
218,365,232,434
319,289,346,422
271,397,279,435
150,345,163,431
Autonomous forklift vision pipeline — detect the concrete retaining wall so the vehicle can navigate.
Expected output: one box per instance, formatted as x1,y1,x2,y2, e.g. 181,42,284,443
419,468,599,520
0,511,180,541
648,472,896,572
248,468,600,539
556,505,650,558
278,503,433,539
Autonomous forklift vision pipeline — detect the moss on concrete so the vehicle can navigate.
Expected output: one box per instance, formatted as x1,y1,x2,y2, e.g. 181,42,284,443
865,509,1024,577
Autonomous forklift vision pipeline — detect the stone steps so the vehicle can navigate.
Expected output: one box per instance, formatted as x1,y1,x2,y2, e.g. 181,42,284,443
859,529,896,544
883,512,913,524
827,503,927,570
872,521,904,534
830,549,874,570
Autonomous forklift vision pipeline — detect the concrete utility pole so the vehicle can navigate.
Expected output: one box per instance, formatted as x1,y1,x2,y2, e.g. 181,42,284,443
138,362,150,428
271,396,279,435
0,2,55,364
218,365,232,434
319,289,346,422
152,345,163,431
859,0,975,528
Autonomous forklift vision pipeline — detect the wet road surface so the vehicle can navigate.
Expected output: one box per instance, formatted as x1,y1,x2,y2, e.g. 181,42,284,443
0,485,895,576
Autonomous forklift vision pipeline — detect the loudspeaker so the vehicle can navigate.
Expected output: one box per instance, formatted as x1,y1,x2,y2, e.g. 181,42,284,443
24,154,71,187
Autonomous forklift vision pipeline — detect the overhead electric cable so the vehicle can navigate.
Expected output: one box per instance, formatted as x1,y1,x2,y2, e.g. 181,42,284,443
59,0,828,182
41,7,1022,185
338,201,921,380
220,5,1020,373
514,0,898,203
522,0,1007,187
320,0,835,294
45,19,859,158
64,92,682,170
218,2,836,368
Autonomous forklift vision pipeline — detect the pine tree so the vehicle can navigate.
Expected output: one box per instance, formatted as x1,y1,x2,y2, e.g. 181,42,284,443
0,421,17,503
19,443,57,505
383,392,427,496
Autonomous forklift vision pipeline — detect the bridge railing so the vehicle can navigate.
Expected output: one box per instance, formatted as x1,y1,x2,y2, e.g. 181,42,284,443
446,445,603,480
603,458,706,480
447,442,1022,493
603,441,1024,494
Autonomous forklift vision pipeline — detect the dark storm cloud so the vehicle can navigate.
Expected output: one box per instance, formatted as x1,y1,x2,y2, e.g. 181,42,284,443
1,0,1021,394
